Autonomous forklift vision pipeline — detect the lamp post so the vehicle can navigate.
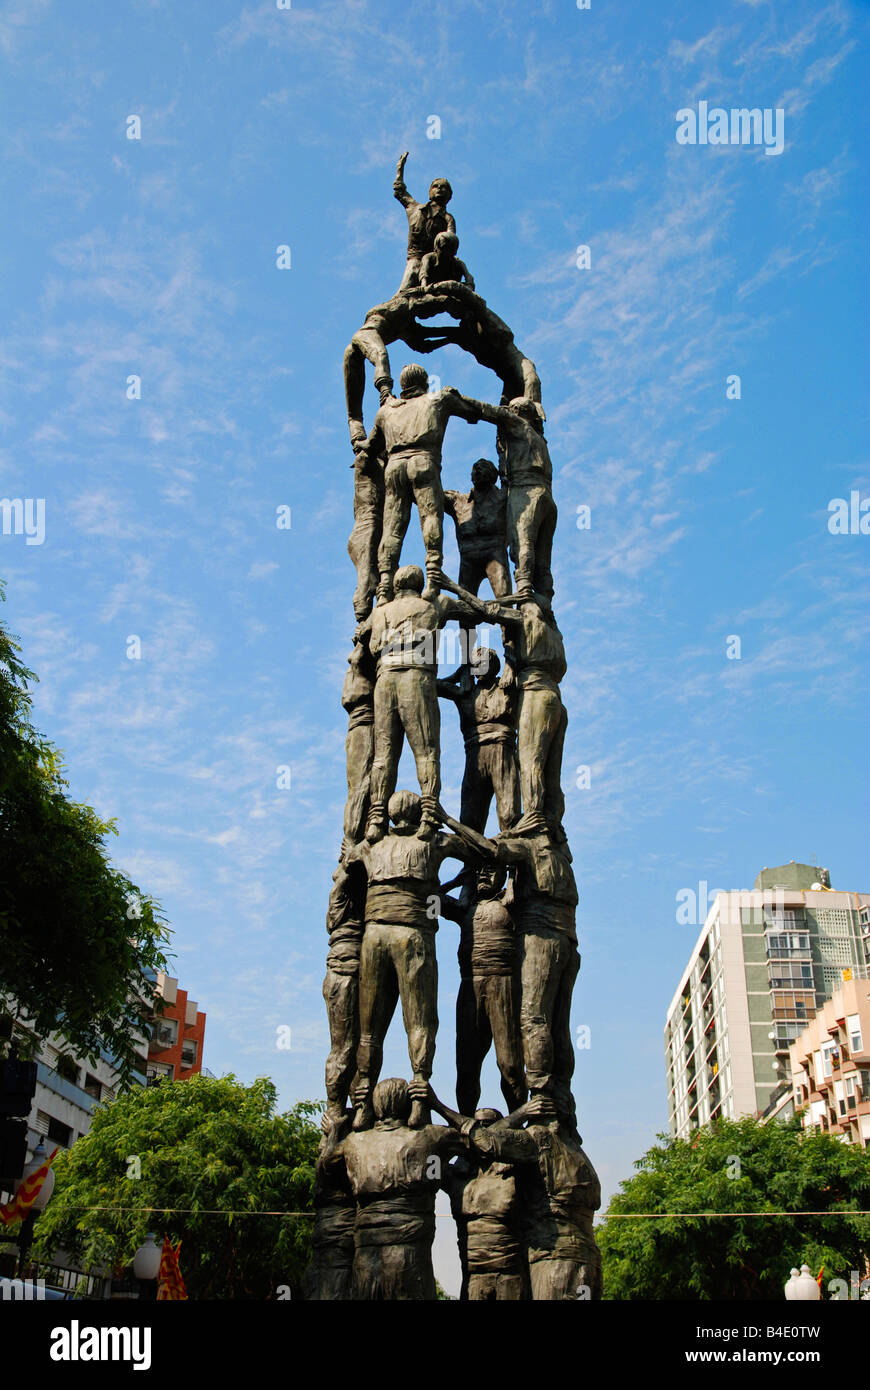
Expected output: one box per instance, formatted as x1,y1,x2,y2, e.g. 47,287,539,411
15,1138,55,1280
133,1232,161,1300
784,1264,821,1300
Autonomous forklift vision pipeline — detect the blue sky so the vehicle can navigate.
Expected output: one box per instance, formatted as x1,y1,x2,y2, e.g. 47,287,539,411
1,0,868,1293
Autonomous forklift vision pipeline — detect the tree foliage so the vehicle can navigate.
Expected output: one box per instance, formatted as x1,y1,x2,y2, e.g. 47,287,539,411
598,1116,870,1299
0,584,169,1082
32,1073,320,1299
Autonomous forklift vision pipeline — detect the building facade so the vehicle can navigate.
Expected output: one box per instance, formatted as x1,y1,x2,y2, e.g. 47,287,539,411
145,971,206,1084
788,974,870,1147
665,862,870,1140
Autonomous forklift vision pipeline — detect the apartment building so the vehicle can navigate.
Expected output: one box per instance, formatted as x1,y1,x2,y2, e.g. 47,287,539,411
665,862,870,1140
788,974,870,1147
144,971,206,1084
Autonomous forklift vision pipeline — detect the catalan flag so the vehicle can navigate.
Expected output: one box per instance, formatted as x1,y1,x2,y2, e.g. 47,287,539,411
156,1235,188,1300
0,1148,58,1226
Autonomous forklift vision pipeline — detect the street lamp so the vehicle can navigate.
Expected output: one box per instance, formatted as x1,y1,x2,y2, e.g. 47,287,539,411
133,1232,161,1299
784,1264,821,1300
15,1138,55,1279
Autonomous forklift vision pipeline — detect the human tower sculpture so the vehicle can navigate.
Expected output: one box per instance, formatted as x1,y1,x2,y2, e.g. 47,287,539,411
307,156,601,1301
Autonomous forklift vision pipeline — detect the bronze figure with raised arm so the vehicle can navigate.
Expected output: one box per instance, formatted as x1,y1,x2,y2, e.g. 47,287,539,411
393,151,456,293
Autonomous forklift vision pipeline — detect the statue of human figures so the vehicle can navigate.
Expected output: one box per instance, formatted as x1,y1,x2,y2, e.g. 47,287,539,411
439,808,580,1121
439,863,526,1116
443,459,510,601
340,791,480,1131
314,164,602,1300
306,1114,356,1300
419,231,475,292
435,1093,600,1300
322,863,364,1125
356,563,483,841
438,1103,530,1301
348,447,384,620
321,1078,463,1300
341,635,375,845
439,578,568,838
463,395,557,599
437,646,520,834
356,364,481,602
393,152,456,293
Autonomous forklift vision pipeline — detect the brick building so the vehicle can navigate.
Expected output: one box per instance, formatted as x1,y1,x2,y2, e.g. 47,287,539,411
145,971,206,1084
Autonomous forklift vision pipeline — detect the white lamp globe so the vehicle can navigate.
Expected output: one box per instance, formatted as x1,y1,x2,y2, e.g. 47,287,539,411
133,1233,162,1281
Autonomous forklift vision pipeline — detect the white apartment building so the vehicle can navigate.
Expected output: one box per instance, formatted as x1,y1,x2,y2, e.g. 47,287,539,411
664,862,870,1140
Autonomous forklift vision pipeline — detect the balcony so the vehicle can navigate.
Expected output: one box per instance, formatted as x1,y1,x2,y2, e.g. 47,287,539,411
149,1025,177,1052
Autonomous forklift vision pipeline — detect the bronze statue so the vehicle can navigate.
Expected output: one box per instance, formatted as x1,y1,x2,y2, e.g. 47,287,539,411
419,231,475,292
343,290,541,452
443,459,511,602
437,808,579,1119
437,646,521,834
439,863,526,1116
357,563,483,840
321,1078,463,1299
322,865,364,1125
312,164,602,1299
356,364,481,600
341,636,375,844
438,1103,530,1301
462,395,557,598
306,1114,356,1300
439,579,568,837
393,153,456,292
348,448,384,620
340,791,481,1131
435,1093,601,1300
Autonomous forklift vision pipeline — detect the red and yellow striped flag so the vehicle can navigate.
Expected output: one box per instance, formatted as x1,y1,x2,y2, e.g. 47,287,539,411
156,1235,188,1300
0,1148,58,1226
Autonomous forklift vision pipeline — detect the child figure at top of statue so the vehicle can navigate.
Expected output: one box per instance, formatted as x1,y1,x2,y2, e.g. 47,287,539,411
393,151,456,293
419,232,475,293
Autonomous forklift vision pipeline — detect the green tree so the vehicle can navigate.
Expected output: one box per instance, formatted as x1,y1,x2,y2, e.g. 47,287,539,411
32,1073,320,1299
0,584,169,1081
598,1116,870,1299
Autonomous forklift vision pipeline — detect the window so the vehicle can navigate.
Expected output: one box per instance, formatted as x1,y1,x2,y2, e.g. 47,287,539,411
771,990,815,1023
47,1117,72,1148
83,1074,102,1101
821,1041,837,1079
847,1014,863,1053
54,1054,79,1085
181,1040,198,1068
845,1075,858,1110
151,1017,178,1050
766,931,811,958
768,961,814,989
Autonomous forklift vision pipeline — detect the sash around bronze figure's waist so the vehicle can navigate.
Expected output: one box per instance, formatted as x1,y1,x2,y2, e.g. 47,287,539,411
516,667,561,693
515,899,577,939
314,1203,356,1238
386,444,442,462
504,473,553,492
466,1220,523,1272
459,941,516,976
354,1197,436,1246
380,656,438,674
365,881,439,930
464,725,515,747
